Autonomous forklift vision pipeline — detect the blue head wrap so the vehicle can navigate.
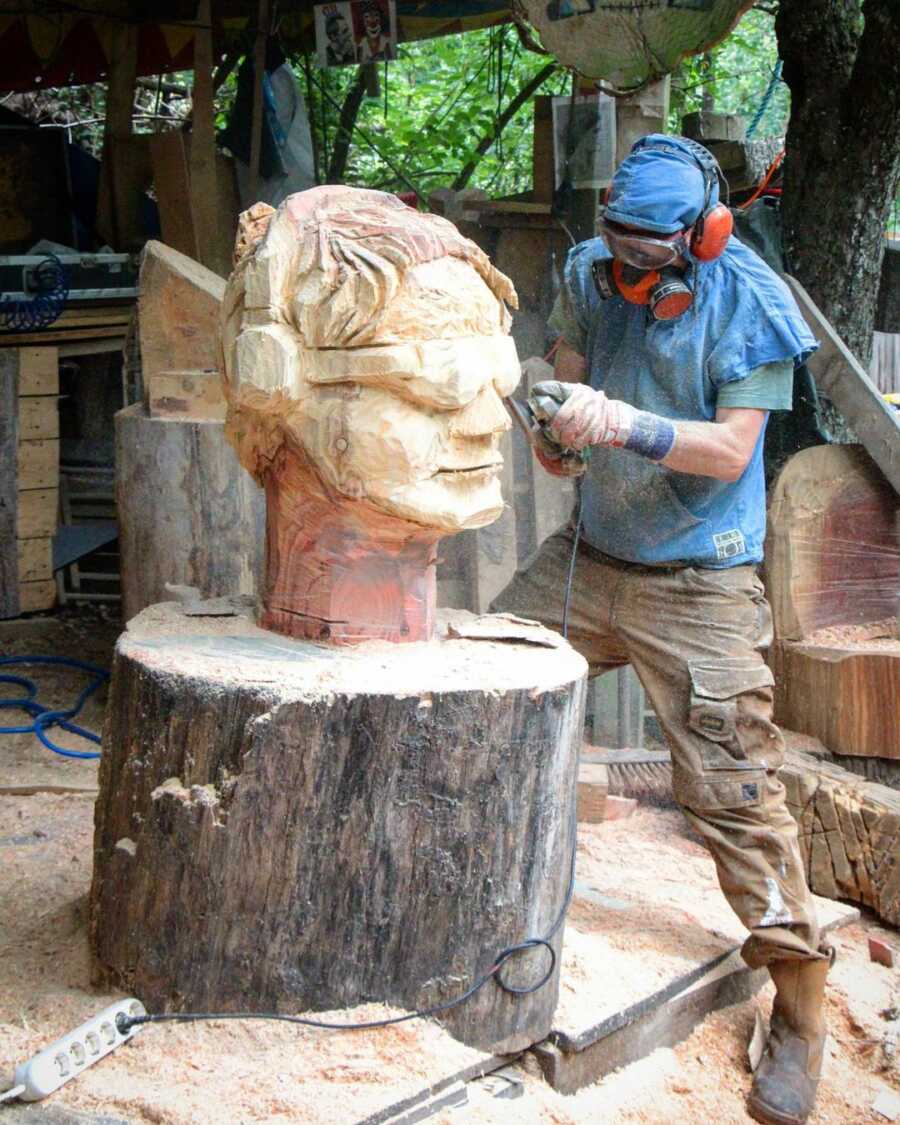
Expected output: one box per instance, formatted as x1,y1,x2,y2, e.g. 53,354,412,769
605,134,719,236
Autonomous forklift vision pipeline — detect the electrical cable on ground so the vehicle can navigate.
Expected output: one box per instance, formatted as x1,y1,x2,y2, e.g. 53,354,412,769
0,656,108,759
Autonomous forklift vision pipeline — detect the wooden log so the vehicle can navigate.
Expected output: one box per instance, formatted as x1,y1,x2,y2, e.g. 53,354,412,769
0,351,19,618
777,630,899,759
765,444,899,642
766,444,900,757
780,748,900,925
116,403,265,621
90,601,587,1053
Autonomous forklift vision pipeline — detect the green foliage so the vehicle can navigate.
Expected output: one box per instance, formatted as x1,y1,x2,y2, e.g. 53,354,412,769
668,7,789,138
297,26,569,196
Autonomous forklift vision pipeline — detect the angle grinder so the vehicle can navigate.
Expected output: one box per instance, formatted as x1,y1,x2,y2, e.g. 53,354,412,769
505,380,589,476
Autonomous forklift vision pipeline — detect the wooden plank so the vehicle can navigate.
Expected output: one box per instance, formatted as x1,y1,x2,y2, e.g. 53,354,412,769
532,96,554,205
146,370,226,420
16,438,58,490
96,21,139,248
190,0,224,277
248,0,271,201
17,536,52,583
784,275,900,494
150,131,198,261
17,488,57,539
18,347,58,395
0,326,126,347
0,350,19,618
18,579,56,613
17,396,59,440
137,241,225,379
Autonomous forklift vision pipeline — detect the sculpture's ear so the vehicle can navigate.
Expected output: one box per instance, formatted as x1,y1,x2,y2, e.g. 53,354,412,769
234,324,304,395
233,202,277,267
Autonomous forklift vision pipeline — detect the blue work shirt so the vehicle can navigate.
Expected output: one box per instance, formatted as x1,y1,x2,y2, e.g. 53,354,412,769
561,235,818,568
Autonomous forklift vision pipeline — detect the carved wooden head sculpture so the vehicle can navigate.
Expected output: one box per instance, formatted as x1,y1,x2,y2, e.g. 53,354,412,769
219,186,520,644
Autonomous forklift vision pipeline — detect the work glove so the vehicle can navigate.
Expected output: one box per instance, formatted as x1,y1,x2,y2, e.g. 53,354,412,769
548,384,636,452
534,443,587,478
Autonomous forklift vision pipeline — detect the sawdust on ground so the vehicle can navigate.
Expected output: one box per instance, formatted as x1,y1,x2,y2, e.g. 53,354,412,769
1,611,897,1123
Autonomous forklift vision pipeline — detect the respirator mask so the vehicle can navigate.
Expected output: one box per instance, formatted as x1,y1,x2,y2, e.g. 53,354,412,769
592,219,694,321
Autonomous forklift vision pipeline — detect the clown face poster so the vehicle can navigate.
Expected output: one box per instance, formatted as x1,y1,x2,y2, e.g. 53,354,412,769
315,0,397,68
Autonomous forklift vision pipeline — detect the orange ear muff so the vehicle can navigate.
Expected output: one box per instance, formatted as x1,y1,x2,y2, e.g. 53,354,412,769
690,202,733,261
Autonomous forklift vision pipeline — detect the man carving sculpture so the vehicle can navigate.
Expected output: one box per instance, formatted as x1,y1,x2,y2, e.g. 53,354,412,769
494,135,830,1125
219,186,519,643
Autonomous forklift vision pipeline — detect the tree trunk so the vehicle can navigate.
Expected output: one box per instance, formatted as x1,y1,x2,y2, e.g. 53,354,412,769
90,601,586,1053
776,0,900,370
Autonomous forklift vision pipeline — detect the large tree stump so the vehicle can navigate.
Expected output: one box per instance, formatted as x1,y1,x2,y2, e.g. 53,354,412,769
90,601,586,1053
116,404,265,621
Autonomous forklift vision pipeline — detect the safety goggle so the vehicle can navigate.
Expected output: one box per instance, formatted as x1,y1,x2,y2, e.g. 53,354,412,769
599,217,689,271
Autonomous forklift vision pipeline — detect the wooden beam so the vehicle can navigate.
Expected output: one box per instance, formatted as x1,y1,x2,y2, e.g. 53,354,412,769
0,352,20,618
96,22,139,248
248,0,270,201
190,0,224,276
784,275,900,494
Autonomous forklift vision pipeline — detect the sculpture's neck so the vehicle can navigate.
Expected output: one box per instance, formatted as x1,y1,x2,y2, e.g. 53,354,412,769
260,459,440,645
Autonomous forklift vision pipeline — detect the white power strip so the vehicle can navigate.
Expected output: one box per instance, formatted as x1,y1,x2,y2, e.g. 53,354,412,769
5,998,146,1102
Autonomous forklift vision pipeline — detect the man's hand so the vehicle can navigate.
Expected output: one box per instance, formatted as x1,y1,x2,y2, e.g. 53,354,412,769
548,384,636,451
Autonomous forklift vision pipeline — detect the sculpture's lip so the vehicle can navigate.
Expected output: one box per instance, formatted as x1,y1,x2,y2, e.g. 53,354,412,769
433,463,501,477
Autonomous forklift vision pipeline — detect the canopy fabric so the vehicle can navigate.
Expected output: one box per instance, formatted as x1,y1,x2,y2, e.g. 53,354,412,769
0,2,510,92
523,0,756,89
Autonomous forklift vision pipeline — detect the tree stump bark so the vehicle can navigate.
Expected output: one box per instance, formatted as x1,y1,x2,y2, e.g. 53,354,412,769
116,404,265,622
90,601,587,1053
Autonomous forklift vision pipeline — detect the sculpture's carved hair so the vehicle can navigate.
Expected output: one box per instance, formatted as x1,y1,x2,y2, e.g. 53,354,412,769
224,186,517,355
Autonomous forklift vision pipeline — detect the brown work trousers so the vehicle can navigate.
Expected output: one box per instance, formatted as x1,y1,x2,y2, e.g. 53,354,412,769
492,527,824,968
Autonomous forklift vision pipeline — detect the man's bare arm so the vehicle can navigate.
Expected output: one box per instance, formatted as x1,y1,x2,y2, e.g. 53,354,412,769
660,407,766,481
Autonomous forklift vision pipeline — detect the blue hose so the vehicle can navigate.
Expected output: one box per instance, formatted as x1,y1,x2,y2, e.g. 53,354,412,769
0,656,109,760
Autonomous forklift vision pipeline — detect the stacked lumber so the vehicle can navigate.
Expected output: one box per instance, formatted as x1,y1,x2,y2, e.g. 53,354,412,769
2,348,59,614
781,749,900,926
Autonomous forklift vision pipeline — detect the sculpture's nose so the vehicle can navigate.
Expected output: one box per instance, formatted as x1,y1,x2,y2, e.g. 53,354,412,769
449,383,511,439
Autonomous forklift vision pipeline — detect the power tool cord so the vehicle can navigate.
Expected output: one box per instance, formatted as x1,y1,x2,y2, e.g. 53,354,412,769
120,497,586,1037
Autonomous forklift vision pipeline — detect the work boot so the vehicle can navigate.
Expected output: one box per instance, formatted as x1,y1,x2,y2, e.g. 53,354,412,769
747,948,833,1125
